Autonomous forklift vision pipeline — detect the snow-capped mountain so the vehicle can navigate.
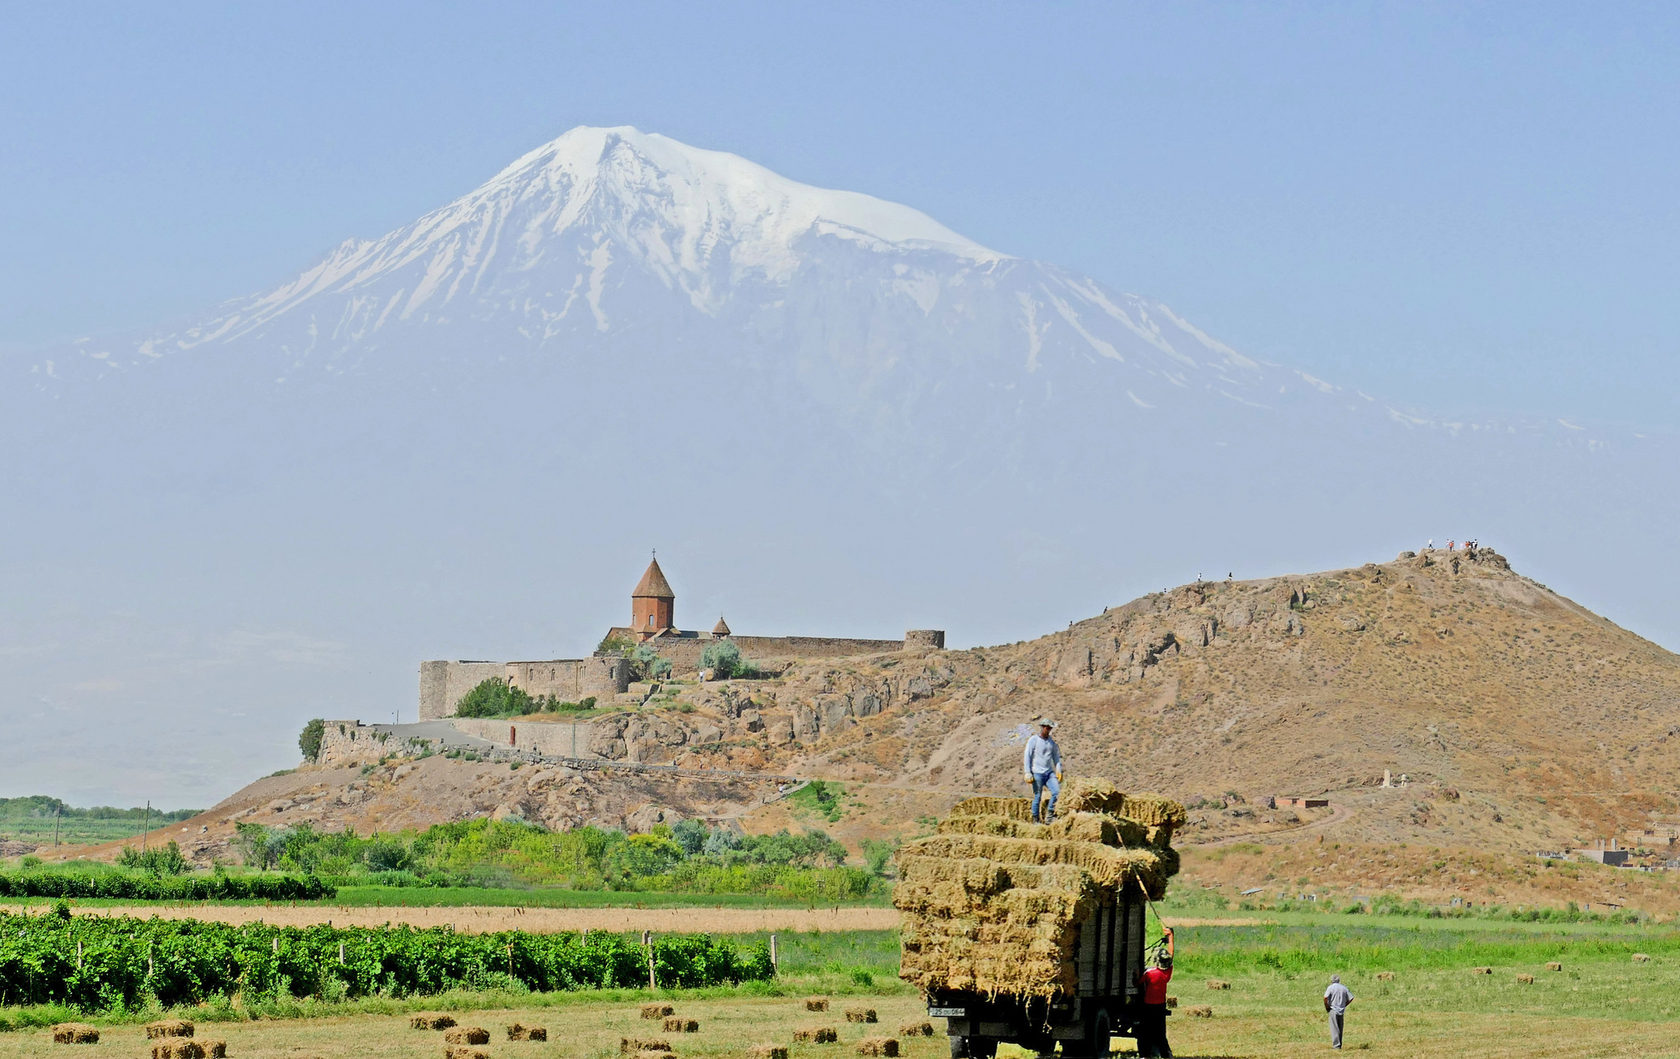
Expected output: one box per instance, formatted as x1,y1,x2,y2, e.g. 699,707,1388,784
4,126,1674,806
32,125,1342,427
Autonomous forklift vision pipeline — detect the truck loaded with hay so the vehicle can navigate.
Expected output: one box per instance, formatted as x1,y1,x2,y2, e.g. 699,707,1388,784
895,778,1185,1058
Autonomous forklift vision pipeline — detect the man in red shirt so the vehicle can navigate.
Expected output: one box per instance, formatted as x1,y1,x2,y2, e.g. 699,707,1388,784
1135,927,1175,1057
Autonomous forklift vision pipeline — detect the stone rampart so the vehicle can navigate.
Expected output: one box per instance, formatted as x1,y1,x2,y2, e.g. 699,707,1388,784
447,717,598,758
317,720,439,767
419,657,631,719
419,660,504,720
628,632,933,671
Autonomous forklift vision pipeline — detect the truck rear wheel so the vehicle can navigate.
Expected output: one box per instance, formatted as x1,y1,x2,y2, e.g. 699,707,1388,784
1064,1008,1111,1058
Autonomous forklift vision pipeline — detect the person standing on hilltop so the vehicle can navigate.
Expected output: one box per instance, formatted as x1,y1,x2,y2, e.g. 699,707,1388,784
1023,719,1062,823
1135,929,1175,1057
1324,974,1354,1049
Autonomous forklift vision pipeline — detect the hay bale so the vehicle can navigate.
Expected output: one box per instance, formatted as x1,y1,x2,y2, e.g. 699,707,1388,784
662,1018,698,1033
794,1027,838,1043
1187,1006,1213,1019
1206,979,1231,990
506,1022,547,1041
202,1045,226,1059
413,1014,458,1030
898,1021,934,1037
844,1008,878,1023
152,1044,206,1059
51,1024,100,1045
1545,962,1563,972
804,997,830,1012
443,1027,490,1046
1632,953,1652,963
856,1039,899,1057
1165,996,1177,1008
748,1047,789,1059
1471,966,1493,975
949,796,1031,821
619,1039,671,1054
1516,974,1535,984
636,1052,672,1059
147,1021,195,1040
445,1050,491,1059
897,834,1171,894
641,1003,675,1019
1375,972,1395,981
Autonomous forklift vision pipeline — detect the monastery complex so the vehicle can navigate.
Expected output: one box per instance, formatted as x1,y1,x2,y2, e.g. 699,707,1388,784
418,557,944,720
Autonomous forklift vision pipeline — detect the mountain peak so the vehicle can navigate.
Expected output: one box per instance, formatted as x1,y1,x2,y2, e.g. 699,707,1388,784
483,124,1004,267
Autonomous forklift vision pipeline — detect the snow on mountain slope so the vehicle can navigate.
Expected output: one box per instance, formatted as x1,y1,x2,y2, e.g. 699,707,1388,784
31,126,1313,421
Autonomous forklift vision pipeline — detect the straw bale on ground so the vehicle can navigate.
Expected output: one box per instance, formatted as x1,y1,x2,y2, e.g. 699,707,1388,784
202,1044,226,1059
1471,966,1492,975
445,1049,490,1059
151,1044,206,1059
844,1008,878,1023
620,1039,670,1054
748,1046,789,1059
507,1023,547,1041
147,1021,194,1040
1516,974,1534,984
1206,979,1231,990
1187,1006,1213,1018
641,1004,674,1019
804,997,830,1011
51,1024,100,1044
856,1039,899,1057
1632,953,1652,963
635,1052,672,1059
898,1021,934,1036
444,1027,490,1045
794,1027,838,1043
662,1018,698,1033
1545,962,1563,972
412,1014,457,1030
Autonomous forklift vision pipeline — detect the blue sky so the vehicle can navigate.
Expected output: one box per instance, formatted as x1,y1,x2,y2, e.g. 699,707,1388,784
2,2,1676,426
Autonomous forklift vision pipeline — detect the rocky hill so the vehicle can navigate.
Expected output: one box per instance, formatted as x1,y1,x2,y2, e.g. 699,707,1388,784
53,548,1680,911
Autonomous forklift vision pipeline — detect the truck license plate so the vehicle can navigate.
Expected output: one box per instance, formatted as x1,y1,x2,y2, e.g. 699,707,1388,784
928,1007,965,1018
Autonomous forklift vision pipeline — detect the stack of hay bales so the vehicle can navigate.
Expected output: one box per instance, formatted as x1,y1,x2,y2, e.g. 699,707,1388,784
896,778,1184,999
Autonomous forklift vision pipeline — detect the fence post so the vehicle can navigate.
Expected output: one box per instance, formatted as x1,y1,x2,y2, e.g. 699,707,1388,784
644,931,656,990
770,933,778,971
338,942,345,965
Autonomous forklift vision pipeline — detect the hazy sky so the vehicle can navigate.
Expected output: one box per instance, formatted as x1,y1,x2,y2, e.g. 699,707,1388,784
3,1,1676,427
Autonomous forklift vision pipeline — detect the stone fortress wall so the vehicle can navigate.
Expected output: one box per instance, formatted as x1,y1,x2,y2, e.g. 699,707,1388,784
418,657,631,721
630,631,932,672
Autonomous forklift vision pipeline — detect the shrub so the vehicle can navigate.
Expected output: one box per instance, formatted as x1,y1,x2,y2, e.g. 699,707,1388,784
116,840,191,877
700,641,744,679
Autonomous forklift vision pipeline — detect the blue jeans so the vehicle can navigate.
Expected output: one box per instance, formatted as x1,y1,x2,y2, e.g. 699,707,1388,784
1031,771,1060,820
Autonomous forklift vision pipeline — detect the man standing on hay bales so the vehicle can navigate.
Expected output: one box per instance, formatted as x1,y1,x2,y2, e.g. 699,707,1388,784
1324,974,1354,1049
1135,928,1175,1057
1023,718,1063,822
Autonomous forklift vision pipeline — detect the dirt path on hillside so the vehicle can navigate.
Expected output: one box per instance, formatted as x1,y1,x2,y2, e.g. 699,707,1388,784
1184,801,1356,848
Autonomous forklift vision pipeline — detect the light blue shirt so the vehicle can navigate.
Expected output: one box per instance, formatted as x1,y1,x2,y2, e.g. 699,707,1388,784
1325,982,1352,1014
1023,733,1061,776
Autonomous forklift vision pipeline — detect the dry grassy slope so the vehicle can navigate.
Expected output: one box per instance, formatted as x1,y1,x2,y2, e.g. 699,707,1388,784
750,550,1680,857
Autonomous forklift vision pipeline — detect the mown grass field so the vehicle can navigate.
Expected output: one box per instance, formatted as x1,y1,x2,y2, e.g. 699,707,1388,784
0,912,1674,1057
4,884,890,910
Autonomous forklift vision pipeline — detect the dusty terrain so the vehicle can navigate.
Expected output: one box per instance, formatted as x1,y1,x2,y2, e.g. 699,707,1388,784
50,549,1680,909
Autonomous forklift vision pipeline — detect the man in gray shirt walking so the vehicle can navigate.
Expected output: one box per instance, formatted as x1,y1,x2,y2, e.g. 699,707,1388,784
1323,974,1353,1048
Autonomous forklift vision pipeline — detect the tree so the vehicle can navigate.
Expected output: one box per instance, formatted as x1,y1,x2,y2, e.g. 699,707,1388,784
700,640,744,679
233,821,277,870
298,718,326,762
